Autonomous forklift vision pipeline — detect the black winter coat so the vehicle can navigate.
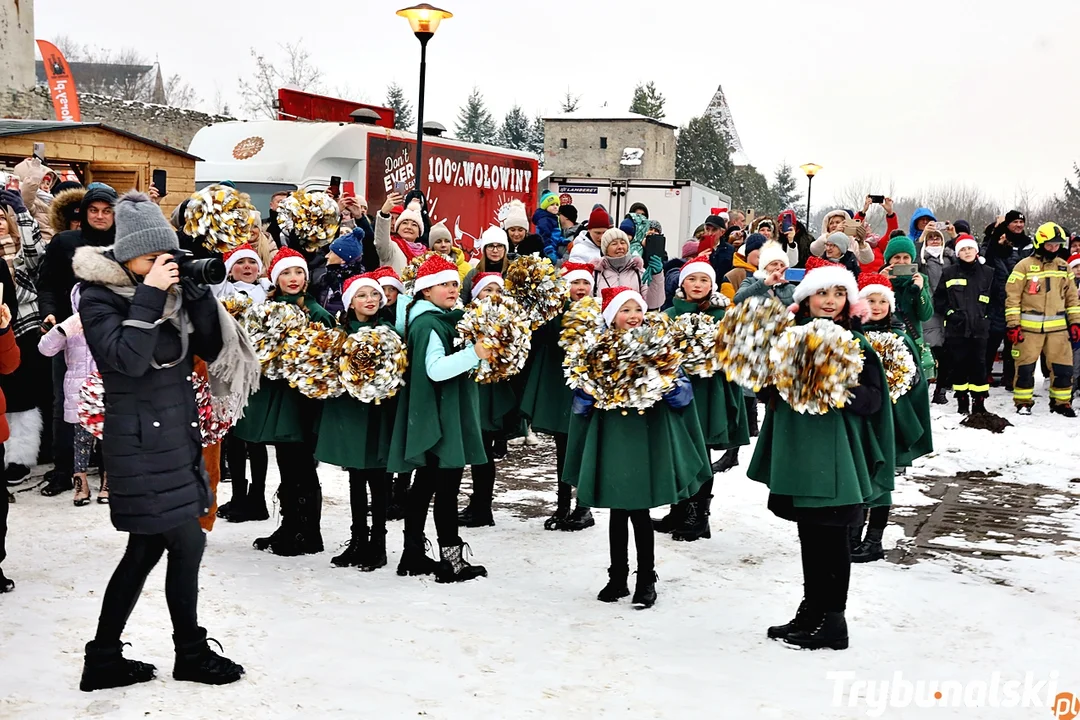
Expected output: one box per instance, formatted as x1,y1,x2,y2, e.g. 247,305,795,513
933,260,995,340
982,233,1025,334
74,247,224,535
38,224,115,321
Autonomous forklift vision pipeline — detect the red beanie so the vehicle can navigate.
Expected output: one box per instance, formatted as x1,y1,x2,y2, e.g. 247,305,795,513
587,207,612,231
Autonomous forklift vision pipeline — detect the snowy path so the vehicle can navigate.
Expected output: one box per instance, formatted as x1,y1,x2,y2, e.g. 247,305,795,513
2,388,1079,718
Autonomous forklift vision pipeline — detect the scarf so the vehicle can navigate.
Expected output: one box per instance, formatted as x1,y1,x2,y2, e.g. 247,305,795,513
605,255,631,270
392,233,426,261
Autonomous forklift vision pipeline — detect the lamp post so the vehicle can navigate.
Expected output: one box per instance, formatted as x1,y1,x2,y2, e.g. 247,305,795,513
397,4,453,195
799,163,822,228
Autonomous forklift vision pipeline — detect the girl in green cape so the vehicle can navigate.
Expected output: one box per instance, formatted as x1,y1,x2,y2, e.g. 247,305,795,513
749,257,895,650
387,254,492,583
235,247,335,557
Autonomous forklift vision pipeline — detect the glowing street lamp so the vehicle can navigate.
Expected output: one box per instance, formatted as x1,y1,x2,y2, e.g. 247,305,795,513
799,163,822,227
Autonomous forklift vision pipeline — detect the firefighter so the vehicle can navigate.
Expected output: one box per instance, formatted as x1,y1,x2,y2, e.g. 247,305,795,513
1005,222,1080,416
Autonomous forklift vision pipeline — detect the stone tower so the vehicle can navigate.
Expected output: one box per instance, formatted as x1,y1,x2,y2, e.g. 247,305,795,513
0,0,36,91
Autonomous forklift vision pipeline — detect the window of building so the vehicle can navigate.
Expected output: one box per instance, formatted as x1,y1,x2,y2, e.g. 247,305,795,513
600,137,608,149
560,138,568,149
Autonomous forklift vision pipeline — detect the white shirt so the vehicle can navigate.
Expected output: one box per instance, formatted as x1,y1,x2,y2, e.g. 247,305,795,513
212,278,272,304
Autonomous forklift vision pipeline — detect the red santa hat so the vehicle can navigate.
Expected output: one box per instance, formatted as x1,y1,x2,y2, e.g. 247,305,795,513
678,259,716,287
223,243,262,277
470,272,504,300
857,271,895,310
395,199,424,233
412,254,460,293
370,266,405,294
954,235,980,255
560,261,595,286
268,247,308,286
791,256,859,307
342,272,387,310
600,285,646,326
1069,253,1080,270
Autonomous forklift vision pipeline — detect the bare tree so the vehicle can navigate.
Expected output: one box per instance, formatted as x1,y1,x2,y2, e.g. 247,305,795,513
163,75,200,110
239,42,325,120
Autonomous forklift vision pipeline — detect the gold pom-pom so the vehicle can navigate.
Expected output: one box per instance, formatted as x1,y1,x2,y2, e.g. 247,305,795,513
280,324,347,399
559,296,605,391
400,251,439,296
241,302,308,379
715,295,794,390
504,255,567,330
276,190,340,252
183,184,257,254
671,313,721,378
456,294,533,383
770,320,865,415
339,326,408,403
866,331,918,403
220,294,253,319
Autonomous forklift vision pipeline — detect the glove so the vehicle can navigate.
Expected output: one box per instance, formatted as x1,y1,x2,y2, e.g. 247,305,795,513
662,371,693,410
1070,324,1080,344
0,188,26,214
1006,326,1024,345
571,388,595,417
647,254,664,274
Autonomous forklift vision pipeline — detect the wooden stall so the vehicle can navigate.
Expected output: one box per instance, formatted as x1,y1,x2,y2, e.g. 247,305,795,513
0,119,200,217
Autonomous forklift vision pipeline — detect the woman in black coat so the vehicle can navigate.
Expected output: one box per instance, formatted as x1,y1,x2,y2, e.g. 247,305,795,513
73,192,249,692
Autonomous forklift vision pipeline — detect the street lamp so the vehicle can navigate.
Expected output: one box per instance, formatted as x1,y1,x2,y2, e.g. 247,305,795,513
397,3,453,194
799,163,822,228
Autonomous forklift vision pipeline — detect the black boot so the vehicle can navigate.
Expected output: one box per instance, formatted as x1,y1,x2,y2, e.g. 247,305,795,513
457,502,495,528
597,566,630,602
359,529,387,572
956,392,970,415
3,463,30,486
767,599,820,640
783,612,849,650
651,504,682,534
672,495,712,542
227,496,270,523
559,505,595,532
1050,402,1078,418
386,474,409,521
745,396,759,437
172,628,245,685
0,567,12,593
435,541,487,583
852,527,885,563
971,394,988,414
79,640,157,692
330,533,367,568
710,448,739,474
396,534,440,576
266,485,323,556
40,472,72,497
931,384,948,404
543,505,571,530
631,571,657,609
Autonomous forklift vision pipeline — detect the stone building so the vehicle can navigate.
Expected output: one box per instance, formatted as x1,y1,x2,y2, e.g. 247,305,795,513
0,0,36,92
543,111,677,180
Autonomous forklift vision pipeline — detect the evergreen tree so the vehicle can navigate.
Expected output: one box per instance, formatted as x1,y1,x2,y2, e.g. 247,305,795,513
497,105,532,150
527,114,546,163
769,163,802,212
1056,164,1080,232
629,81,666,120
454,87,498,143
675,116,735,194
385,82,414,131
730,166,777,217
560,88,581,113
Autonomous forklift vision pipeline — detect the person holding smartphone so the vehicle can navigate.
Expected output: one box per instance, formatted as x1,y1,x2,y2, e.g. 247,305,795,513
880,236,933,347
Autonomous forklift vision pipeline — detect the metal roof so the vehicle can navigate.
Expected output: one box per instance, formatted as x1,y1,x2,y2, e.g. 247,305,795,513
0,119,202,161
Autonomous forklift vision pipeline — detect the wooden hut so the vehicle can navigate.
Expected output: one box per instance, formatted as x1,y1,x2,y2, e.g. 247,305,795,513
0,119,200,216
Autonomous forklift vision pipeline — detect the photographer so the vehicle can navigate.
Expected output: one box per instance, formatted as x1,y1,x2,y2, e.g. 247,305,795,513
73,192,257,691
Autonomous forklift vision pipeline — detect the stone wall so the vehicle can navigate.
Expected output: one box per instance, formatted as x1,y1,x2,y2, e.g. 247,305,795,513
0,86,234,155
0,0,36,91
543,119,676,180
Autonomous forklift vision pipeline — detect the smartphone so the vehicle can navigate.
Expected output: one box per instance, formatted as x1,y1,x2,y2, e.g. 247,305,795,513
392,180,408,198
891,263,918,277
785,268,806,282
328,175,341,196
869,194,885,204
934,221,949,231
644,234,666,262
779,209,796,234
842,219,861,238
342,181,356,197
151,169,167,196
33,142,46,163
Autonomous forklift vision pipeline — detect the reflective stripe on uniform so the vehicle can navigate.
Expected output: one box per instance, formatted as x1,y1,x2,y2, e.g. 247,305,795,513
952,383,970,392
1007,272,1024,284
1005,308,1021,316
1049,387,1073,401
979,295,990,303
946,278,967,287
969,383,990,393
1013,387,1035,400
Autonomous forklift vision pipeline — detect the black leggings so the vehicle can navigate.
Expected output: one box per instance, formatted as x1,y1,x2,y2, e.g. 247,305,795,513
0,445,7,566
467,432,499,511
866,506,890,531
609,509,654,573
554,432,572,511
797,522,851,613
225,433,268,503
94,518,205,644
405,459,463,547
348,468,387,536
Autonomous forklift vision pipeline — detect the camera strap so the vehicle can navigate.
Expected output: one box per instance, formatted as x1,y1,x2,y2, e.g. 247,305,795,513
119,286,190,369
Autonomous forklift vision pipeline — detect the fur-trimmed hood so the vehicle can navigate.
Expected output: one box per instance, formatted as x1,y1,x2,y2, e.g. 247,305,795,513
48,187,85,237
72,244,133,288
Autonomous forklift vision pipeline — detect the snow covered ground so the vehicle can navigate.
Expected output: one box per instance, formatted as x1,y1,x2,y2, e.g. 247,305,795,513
2,387,1079,719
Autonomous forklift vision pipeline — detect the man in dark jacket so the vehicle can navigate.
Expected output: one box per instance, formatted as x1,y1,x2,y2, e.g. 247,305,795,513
76,191,246,691
982,211,1032,388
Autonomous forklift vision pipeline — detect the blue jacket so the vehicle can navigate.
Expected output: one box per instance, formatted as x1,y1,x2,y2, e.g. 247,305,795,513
908,207,936,243
530,208,562,264
662,258,685,310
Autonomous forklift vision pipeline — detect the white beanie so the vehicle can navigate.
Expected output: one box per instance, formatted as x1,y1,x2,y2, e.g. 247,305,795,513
395,199,424,233
678,260,716,288
478,225,509,250
502,200,529,231
756,241,789,272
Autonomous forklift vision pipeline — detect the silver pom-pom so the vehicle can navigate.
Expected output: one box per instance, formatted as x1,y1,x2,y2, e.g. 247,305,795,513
770,320,865,415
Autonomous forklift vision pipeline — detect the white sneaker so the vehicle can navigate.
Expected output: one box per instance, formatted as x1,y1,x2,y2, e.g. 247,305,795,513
507,436,527,447
524,432,541,446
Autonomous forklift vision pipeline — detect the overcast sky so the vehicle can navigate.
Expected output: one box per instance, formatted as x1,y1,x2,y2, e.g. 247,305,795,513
33,0,1080,209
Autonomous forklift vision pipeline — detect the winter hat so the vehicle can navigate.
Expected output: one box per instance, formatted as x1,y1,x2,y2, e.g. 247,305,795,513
824,231,851,256
559,204,578,224
742,233,767,256
681,240,700,258
601,228,630,255
792,256,859,306
587,206,612,230
502,200,529,231
412,254,460,293
342,272,386,310
112,191,179,263
223,243,263,276
51,180,82,196
600,285,646,326
470,272,504,300
80,184,118,215
954,235,980,255
619,217,636,237
269,247,308,286
538,190,560,211
371,266,405,294
628,202,649,218
884,235,917,262
954,220,971,235
756,241,789,271
1069,253,1080,270
704,214,726,230
678,259,716,288
330,227,364,264
1003,210,1025,226
561,261,595,286
428,220,453,246
857,271,895,310
478,225,509,250
648,219,663,234
395,199,424,233
390,204,405,216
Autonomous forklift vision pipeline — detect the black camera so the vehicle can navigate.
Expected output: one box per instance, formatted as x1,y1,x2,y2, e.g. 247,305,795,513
169,249,225,286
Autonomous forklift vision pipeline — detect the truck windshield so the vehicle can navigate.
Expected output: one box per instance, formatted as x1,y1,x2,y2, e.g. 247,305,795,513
195,181,297,217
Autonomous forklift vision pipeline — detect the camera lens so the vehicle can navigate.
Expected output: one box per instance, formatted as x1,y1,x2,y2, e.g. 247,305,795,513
185,257,226,286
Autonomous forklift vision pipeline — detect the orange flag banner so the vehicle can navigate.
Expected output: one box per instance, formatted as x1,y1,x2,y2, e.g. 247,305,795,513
35,40,82,122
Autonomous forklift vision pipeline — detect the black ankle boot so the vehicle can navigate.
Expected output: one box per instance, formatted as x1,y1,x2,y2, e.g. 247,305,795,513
631,571,657,609
1050,402,1078,418
458,502,495,528
559,505,595,531
228,496,270,523
435,541,487,583
931,384,948,404
710,448,739,474
252,522,291,551
652,504,682,533
672,496,712,542
852,527,885,563
0,567,13,593
971,395,988,414
80,640,157,692
956,392,970,415
767,599,820,640
173,628,245,685
396,534,439,576
597,566,630,602
543,504,572,530
331,533,367,567
41,473,72,497
359,529,387,572
783,612,849,650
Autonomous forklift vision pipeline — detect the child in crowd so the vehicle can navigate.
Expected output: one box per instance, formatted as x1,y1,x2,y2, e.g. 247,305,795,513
316,229,366,316
530,191,563,264
428,221,471,283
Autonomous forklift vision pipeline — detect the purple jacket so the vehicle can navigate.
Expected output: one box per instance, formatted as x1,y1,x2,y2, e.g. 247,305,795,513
38,287,96,423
